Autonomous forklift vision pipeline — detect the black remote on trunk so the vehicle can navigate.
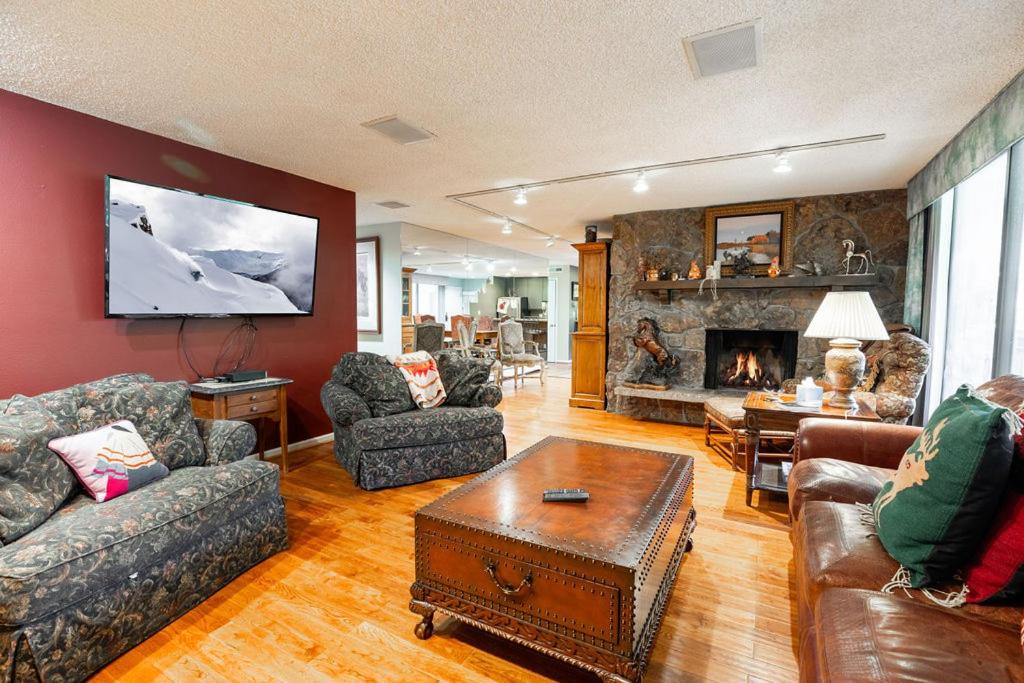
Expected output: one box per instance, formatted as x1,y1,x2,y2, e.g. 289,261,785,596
542,488,590,502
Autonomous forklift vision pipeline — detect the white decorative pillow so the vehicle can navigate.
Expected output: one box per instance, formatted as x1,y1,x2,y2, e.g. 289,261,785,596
48,420,169,502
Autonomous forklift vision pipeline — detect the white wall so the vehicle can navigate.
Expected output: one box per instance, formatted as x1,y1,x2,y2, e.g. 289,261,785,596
357,223,403,357
548,265,576,362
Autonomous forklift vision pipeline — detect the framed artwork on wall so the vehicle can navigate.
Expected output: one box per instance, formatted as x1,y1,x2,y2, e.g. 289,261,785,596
356,236,381,333
704,200,795,277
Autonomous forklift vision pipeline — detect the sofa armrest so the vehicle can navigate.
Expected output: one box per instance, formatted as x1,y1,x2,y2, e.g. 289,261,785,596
473,383,503,408
320,381,371,428
795,418,922,470
195,418,257,466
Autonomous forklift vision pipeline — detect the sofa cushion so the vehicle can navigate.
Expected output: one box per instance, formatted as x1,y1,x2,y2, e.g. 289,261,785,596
872,385,1015,587
814,588,1024,683
0,459,280,626
76,381,205,470
352,406,503,451
964,445,1024,603
48,420,169,502
788,458,891,521
794,501,1021,631
436,353,493,407
0,403,74,544
331,352,415,417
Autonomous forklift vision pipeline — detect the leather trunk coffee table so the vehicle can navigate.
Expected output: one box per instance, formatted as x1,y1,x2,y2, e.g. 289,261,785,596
409,436,696,682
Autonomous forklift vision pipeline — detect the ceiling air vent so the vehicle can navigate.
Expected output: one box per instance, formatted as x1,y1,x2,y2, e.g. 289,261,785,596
361,115,436,145
682,19,762,79
376,201,410,209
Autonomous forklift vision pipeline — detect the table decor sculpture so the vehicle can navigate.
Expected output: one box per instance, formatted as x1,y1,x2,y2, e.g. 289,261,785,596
621,318,679,390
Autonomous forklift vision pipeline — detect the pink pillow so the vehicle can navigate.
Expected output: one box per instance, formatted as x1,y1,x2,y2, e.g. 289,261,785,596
48,420,169,502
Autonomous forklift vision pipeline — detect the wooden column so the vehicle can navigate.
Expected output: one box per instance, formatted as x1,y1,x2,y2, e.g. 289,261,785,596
570,241,609,409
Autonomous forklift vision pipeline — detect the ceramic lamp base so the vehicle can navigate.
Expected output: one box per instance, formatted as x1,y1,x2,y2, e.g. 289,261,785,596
824,338,864,410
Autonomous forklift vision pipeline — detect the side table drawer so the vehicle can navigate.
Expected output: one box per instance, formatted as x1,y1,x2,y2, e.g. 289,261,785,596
227,399,278,418
420,533,620,645
226,389,277,407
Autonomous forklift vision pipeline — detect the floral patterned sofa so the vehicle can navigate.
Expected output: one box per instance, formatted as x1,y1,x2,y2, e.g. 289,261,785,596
321,352,505,490
0,373,288,682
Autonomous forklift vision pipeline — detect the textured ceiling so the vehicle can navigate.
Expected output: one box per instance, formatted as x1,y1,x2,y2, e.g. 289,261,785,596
3,1,1023,266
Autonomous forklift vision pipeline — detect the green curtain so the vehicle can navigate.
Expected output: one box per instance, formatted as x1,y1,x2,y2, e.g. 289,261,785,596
902,212,926,333
907,68,1024,217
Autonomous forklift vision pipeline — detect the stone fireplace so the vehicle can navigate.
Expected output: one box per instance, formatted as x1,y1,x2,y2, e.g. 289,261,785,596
605,188,910,424
704,329,798,391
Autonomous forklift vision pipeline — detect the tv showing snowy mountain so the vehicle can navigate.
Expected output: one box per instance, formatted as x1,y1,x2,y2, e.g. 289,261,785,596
105,177,319,317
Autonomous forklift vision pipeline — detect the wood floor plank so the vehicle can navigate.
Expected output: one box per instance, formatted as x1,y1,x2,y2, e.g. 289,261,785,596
98,376,797,681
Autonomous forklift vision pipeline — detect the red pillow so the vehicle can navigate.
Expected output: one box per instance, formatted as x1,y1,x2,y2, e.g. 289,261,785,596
963,408,1024,603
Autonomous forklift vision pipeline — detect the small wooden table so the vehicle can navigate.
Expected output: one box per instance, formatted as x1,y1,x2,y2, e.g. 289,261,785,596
410,436,695,682
189,377,292,474
742,392,880,505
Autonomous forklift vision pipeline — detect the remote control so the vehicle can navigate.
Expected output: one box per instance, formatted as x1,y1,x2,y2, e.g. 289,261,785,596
542,488,590,503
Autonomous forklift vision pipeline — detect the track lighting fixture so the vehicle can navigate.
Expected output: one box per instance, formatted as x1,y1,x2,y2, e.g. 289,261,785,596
633,170,649,193
413,246,422,256
513,187,527,205
773,152,792,174
502,218,513,235
546,236,556,248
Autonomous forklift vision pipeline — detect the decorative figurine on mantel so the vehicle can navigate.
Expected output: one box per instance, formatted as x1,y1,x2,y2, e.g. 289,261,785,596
687,260,702,280
621,318,679,391
730,250,754,278
841,239,874,275
767,256,781,278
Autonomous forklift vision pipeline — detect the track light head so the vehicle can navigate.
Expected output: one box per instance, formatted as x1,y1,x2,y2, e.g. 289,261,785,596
633,170,649,193
502,218,513,235
513,187,528,205
773,152,792,174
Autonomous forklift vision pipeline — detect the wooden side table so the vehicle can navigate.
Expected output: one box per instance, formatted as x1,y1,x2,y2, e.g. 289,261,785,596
190,378,293,474
742,391,880,506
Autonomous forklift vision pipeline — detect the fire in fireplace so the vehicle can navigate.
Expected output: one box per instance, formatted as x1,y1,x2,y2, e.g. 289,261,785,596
704,329,798,391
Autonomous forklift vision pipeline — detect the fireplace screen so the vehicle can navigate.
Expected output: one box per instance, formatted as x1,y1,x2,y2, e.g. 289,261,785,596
704,329,798,391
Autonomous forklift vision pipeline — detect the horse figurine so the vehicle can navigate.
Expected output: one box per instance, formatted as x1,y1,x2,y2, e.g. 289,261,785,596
841,239,874,275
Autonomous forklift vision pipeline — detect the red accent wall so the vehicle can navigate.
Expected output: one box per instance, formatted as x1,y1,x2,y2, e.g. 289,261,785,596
0,89,356,443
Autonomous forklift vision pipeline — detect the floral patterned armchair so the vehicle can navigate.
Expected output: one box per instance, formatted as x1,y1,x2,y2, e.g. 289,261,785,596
321,352,505,490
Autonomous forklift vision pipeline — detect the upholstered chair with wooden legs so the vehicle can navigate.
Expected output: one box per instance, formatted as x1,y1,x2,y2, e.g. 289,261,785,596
497,320,546,388
412,321,445,355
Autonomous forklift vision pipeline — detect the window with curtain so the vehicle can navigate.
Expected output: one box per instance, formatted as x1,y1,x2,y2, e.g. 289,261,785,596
922,143,1023,416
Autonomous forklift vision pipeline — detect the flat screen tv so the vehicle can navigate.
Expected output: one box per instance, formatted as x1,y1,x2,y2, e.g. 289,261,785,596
105,176,319,317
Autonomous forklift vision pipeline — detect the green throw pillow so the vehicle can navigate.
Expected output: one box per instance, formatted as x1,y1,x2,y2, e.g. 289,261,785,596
873,385,1017,587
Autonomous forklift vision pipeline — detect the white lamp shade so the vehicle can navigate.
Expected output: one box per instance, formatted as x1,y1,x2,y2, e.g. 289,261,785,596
804,291,889,341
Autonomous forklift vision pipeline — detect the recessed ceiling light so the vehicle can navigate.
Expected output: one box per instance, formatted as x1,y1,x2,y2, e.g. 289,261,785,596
513,188,528,205
502,218,513,235
773,152,792,174
360,115,435,145
376,200,410,209
633,171,649,193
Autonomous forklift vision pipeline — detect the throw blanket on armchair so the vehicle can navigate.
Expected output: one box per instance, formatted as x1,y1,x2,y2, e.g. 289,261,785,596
394,351,447,408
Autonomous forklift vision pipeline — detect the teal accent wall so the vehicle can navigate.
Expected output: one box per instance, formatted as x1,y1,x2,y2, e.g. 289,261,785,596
907,68,1024,217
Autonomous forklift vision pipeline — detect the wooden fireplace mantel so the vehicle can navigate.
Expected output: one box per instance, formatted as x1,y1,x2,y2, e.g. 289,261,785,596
635,273,879,303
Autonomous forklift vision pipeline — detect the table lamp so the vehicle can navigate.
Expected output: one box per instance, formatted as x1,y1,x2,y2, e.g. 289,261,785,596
803,291,889,410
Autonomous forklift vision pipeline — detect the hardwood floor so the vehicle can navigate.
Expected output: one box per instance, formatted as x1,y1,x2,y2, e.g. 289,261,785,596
95,376,797,683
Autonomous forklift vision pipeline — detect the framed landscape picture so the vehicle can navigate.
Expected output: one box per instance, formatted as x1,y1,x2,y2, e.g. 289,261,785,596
355,237,381,333
704,200,795,277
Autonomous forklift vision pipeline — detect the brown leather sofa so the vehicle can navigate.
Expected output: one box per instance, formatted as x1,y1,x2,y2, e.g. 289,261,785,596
788,375,1024,682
